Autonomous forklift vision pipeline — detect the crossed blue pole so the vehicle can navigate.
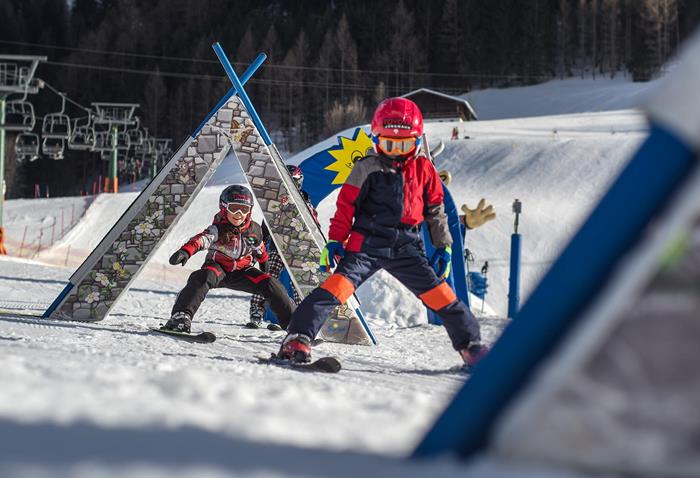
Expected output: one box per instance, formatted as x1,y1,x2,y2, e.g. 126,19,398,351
193,51,267,137
212,42,273,146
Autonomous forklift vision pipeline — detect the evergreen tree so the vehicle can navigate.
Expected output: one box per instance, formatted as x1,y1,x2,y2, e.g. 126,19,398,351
281,29,310,150
143,68,167,139
435,0,462,90
336,13,358,102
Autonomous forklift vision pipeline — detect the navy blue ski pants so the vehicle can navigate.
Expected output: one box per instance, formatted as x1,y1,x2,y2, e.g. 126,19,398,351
287,248,481,351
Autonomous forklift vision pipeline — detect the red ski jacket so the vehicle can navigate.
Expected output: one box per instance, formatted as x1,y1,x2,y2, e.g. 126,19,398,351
329,152,451,252
180,212,268,273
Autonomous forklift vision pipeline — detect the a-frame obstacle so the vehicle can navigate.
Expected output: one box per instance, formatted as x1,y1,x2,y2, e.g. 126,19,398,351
43,54,268,321
41,45,376,346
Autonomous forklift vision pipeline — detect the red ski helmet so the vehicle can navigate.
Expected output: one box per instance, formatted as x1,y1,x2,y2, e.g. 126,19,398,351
371,97,423,158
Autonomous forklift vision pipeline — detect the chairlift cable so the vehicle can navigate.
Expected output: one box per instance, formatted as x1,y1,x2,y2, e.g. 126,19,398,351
40,80,92,114
0,38,552,80
42,60,470,95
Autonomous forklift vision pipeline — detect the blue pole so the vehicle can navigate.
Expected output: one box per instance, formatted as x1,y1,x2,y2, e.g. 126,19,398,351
413,124,696,459
193,52,267,137
212,42,273,145
507,233,521,318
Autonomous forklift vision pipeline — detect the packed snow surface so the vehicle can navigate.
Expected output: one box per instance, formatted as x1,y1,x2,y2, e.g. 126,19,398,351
0,76,653,477
463,75,660,120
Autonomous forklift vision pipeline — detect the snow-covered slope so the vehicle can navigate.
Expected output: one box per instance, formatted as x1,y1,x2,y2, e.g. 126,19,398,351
0,75,656,477
2,196,93,256
463,75,661,120
423,111,647,314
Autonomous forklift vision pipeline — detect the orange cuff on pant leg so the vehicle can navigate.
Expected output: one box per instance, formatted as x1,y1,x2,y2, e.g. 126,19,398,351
419,282,457,311
320,273,355,304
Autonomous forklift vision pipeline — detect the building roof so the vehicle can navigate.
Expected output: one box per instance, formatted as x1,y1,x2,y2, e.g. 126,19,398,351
401,87,478,120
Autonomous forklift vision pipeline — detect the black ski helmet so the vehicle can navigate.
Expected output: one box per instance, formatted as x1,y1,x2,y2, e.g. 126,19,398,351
286,165,304,190
219,185,254,222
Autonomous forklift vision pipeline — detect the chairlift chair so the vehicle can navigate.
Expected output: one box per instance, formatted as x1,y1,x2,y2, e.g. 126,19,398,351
42,94,71,139
92,131,115,152
3,99,36,132
42,113,71,139
115,130,131,151
126,117,144,146
154,138,172,155
14,133,39,162
42,137,65,160
139,137,156,158
68,117,96,151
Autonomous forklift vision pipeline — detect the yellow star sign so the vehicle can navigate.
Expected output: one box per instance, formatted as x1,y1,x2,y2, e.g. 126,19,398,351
325,129,374,185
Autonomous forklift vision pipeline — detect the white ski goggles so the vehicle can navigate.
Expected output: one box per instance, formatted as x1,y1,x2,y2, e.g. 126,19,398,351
223,202,251,217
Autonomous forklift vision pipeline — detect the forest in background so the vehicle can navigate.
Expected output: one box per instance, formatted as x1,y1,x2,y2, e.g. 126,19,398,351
1,0,700,197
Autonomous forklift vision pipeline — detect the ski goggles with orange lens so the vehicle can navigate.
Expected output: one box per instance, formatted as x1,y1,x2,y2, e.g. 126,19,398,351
224,203,251,217
377,136,418,155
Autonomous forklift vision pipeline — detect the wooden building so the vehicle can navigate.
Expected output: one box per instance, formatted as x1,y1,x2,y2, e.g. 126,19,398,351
401,88,478,121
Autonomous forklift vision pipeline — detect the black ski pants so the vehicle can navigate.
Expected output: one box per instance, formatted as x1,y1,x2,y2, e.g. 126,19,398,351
173,263,295,329
287,244,482,351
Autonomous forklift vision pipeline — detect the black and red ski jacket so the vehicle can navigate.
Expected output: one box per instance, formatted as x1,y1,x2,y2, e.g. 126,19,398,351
329,152,451,252
180,212,268,273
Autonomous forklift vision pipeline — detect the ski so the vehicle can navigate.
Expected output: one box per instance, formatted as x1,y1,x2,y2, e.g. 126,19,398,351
0,309,45,319
257,353,341,373
151,328,216,344
239,323,284,331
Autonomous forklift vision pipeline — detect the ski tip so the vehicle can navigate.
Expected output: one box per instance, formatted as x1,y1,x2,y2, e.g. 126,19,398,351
201,332,217,342
151,328,216,344
316,356,342,373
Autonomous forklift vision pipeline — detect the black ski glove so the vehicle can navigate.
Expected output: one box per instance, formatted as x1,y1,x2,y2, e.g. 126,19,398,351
169,249,190,266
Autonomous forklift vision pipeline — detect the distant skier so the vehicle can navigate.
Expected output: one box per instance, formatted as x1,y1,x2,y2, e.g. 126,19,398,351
277,97,489,370
451,126,459,140
163,185,295,333
246,165,320,329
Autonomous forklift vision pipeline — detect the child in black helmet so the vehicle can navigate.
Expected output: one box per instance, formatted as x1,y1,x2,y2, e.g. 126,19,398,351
163,184,295,333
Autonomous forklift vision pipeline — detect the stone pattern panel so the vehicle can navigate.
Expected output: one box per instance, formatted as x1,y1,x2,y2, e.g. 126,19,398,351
51,101,238,321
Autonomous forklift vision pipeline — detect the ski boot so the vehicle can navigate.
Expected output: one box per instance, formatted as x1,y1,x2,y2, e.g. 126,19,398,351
245,310,264,329
277,333,312,363
460,342,489,373
162,311,192,334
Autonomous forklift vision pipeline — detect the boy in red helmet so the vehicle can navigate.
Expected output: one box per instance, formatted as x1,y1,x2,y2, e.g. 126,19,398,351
163,184,295,333
277,98,488,370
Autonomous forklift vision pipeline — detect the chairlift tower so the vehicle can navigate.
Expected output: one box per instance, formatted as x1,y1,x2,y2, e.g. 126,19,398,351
91,102,139,193
0,54,46,255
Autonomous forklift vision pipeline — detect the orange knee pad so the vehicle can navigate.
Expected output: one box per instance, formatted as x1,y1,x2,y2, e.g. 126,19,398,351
320,273,356,303
419,282,457,311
